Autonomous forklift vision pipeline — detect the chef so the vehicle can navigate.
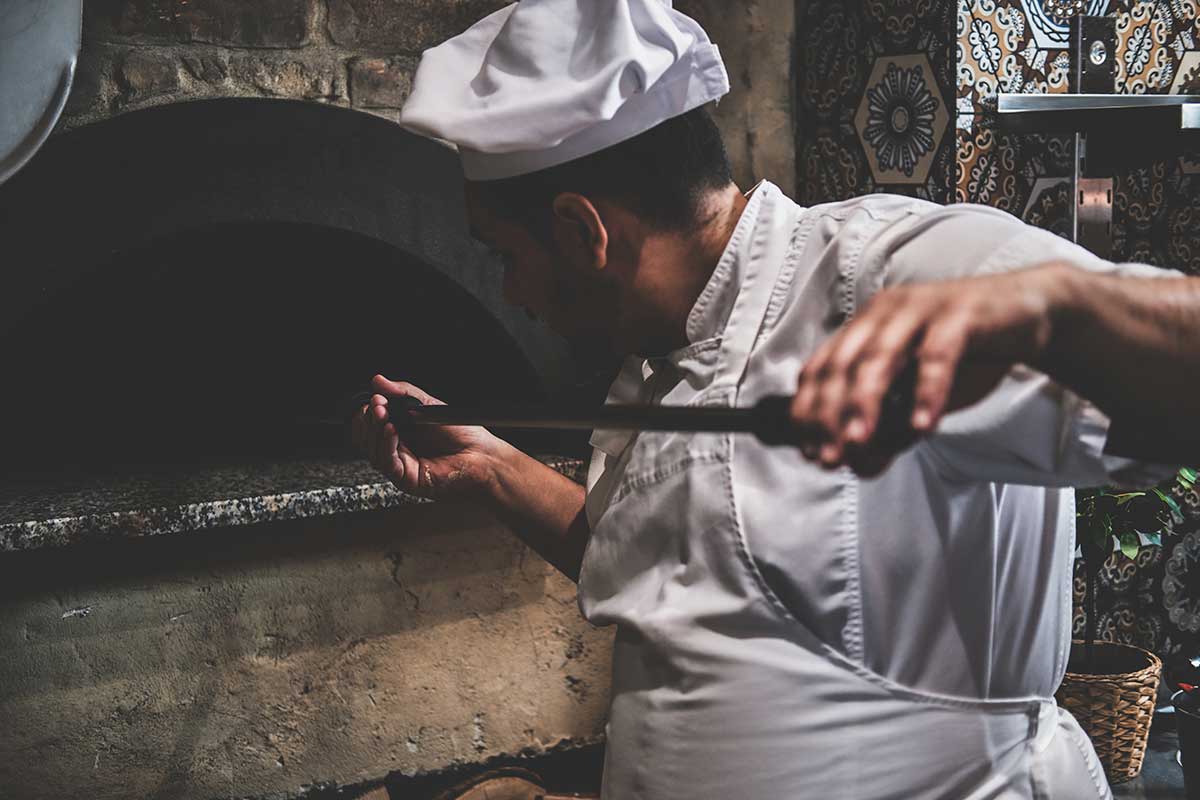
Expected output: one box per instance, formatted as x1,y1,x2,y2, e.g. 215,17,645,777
353,1,1179,797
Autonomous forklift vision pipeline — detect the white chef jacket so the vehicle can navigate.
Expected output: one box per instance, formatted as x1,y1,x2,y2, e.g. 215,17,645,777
579,181,1175,799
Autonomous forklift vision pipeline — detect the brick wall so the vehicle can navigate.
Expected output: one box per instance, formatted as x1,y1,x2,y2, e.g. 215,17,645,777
63,0,509,129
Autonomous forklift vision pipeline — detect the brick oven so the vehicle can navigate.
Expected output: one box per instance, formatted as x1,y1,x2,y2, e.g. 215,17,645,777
0,2,795,798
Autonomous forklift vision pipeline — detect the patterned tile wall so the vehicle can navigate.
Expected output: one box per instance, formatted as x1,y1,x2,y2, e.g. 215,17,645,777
957,0,1200,272
797,0,1200,270
795,0,956,205
795,0,1200,662
1072,479,1200,663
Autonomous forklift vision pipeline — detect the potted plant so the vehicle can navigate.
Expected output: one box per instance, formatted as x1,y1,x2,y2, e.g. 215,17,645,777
1057,467,1196,783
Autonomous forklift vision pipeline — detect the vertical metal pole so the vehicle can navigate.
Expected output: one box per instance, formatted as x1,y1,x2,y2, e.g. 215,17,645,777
1068,16,1115,257
1072,132,1082,244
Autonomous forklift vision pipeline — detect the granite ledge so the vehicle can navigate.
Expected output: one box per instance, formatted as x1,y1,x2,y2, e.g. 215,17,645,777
0,455,586,554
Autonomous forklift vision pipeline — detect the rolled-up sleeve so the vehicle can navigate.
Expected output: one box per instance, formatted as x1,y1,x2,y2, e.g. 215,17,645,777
857,202,1180,488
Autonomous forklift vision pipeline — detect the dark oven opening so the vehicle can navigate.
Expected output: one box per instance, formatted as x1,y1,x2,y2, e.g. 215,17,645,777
0,98,593,473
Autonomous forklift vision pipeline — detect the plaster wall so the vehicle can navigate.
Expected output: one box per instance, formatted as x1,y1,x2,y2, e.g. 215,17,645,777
677,0,798,196
0,505,612,800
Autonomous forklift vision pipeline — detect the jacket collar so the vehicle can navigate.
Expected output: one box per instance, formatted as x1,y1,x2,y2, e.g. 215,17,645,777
589,180,775,458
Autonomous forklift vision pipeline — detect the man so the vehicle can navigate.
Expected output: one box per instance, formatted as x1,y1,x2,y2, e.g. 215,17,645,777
354,2,1176,797
788,262,1200,474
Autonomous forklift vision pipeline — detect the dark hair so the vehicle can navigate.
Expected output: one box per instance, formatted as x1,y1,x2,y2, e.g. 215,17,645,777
474,105,734,233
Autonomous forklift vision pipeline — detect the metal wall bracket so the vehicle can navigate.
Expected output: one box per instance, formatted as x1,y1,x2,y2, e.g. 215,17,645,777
1070,15,1116,94
1075,177,1113,258
1070,15,1115,256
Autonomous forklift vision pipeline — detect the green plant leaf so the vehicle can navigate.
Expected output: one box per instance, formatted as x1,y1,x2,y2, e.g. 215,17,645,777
1119,532,1140,560
1179,467,1198,489
1154,487,1182,519
1113,492,1145,506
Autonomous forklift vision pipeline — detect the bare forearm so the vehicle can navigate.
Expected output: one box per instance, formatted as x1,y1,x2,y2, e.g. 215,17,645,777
482,442,589,581
1040,264,1200,460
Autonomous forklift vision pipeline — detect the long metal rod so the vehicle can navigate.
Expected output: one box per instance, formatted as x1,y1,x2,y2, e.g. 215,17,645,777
399,402,763,433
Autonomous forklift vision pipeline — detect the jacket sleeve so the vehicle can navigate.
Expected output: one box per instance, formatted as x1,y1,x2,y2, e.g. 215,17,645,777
857,202,1180,489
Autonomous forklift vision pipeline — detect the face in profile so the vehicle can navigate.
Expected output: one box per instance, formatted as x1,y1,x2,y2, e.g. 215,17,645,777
464,182,627,366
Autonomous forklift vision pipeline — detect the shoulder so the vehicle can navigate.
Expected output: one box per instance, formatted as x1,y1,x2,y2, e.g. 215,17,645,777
799,193,940,227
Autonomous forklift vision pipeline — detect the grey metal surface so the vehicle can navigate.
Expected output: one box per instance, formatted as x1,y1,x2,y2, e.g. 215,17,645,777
0,0,81,186
1000,93,1200,113
1182,103,1200,130
1076,176,1114,258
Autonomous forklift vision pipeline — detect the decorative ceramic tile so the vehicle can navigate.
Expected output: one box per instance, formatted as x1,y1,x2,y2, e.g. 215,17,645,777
1021,176,1073,236
1164,524,1200,643
1020,0,1111,49
796,0,955,204
955,126,1073,209
959,0,1073,111
1072,544,1172,654
959,0,1027,99
1116,1,1176,92
798,1,867,118
800,128,869,202
855,55,950,183
1170,47,1200,91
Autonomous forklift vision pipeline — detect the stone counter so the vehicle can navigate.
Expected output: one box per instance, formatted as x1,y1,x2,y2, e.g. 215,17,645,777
0,456,609,800
0,456,585,553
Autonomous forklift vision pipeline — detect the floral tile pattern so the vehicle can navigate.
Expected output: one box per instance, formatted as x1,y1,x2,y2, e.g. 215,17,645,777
855,55,950,183
954,126,1074,207
954,0,1200,274
1021,0,1112,49
795,0,956,204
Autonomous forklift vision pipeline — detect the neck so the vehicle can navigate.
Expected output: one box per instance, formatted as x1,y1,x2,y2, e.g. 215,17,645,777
636,184,749,355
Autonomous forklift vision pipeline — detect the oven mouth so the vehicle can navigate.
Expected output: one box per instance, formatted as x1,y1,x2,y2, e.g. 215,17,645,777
0,98,603,474
0,219,572,471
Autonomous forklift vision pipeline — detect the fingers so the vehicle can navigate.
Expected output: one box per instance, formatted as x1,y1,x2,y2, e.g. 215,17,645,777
353,392,403,485
371,374,444,406
792,285,965,475
365,398,391,467
793,291,921,466
842,310,925,444
911,314,970,432
392,439,422,494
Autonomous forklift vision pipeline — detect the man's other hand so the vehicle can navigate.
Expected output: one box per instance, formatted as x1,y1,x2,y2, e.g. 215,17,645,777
352,375,507,500
790,263,1068,475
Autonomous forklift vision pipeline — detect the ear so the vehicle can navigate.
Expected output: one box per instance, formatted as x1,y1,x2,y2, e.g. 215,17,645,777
550,192,608,271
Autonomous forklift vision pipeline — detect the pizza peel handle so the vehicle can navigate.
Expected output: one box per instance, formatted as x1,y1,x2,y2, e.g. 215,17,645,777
344,361,917,446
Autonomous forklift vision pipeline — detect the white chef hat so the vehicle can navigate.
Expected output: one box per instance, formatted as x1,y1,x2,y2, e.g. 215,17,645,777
398,0,729,181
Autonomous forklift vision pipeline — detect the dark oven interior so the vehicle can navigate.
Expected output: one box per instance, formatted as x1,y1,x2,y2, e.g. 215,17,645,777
0,99,593,472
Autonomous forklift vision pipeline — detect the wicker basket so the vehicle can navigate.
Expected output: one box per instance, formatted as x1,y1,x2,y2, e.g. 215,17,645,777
1055,640,1162,784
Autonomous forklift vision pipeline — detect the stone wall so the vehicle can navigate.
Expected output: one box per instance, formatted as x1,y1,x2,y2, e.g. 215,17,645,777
66,0,508,127
63,0,796,194
0,504,612,800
